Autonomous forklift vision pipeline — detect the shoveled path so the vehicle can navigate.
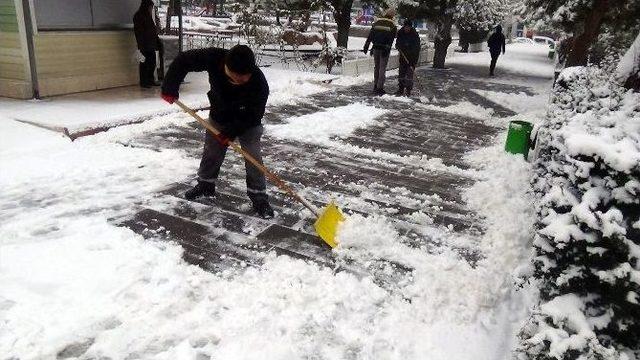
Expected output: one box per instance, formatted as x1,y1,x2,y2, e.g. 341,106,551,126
120,65,533,286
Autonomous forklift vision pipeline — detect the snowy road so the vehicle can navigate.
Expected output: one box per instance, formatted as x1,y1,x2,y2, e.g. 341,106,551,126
1,44,553,359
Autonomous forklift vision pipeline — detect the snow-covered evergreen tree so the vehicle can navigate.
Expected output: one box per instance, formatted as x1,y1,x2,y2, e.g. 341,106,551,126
522,0,640,66
454,0,506,51
455,0,505,34
516,66,640,359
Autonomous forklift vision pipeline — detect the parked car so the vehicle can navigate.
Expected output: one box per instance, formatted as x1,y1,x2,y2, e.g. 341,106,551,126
513,37,535,44
532,35,557,59
533,36,556,48
169,16,238,33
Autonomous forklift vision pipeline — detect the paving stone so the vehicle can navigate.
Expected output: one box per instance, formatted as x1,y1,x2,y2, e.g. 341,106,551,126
256,224,332,262
119,64,536,278
120,208,260,271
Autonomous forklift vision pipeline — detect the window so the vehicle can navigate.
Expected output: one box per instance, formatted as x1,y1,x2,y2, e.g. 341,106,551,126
33,0,146,30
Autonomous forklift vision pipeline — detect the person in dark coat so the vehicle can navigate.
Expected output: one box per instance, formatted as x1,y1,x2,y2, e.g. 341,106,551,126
363,9,397,95
395,19,420,96
160,45,275,218
133,0,160,88
487,25,506,76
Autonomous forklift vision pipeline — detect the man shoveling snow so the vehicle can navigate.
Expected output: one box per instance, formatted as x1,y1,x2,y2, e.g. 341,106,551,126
160,45,275,219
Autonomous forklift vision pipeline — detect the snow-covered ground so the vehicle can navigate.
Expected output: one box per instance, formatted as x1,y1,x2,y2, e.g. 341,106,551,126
0,68,370,133
1,45,552,359
449,42,554,131
451,43,553,78
451,43,554,94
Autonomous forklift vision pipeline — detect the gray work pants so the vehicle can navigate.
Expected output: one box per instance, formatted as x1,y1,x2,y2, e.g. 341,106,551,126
197,118,268,203
373,48,390,91
398,58,415,91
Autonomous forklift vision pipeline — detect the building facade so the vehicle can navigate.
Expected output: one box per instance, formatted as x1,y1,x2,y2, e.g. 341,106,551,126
0,0,144,99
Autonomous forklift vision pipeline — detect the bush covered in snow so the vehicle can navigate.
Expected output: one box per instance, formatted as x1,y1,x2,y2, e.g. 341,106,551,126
516,67,640,359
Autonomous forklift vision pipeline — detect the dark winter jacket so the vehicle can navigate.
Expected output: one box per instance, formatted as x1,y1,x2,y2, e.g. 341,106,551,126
133,1,159,52
487,28,506,55
162,48,269,138
396,27,421,66
363,18,397,55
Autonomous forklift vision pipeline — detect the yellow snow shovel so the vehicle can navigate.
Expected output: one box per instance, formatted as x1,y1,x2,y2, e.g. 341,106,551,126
174,100,345,248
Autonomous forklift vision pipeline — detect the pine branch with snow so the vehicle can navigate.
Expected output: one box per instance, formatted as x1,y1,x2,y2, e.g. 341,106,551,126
516,66,640,359
454,0,506,32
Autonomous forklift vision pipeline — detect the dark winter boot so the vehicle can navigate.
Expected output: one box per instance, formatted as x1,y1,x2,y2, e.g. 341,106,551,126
394,87,404,96
252,200,275,219
405,88,412,97
184,181,216,200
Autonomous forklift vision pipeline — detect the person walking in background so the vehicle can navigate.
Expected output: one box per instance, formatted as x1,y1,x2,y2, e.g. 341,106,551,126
363,8,397,95
133,0,161,88
487,25,506,76
395,19,420,97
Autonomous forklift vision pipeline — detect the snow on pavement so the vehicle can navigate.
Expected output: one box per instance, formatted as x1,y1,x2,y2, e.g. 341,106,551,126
0,68,370,133
0,50,548,359
267,103,388,145
1,145,534,359
451,43,554,80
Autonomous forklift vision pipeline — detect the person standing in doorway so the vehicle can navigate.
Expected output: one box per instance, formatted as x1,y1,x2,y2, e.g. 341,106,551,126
363,9,397,95
134,0,161,88
487,25,506,76
395,19,420,96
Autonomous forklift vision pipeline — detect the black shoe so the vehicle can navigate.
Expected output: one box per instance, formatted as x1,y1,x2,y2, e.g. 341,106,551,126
376,88,386,96
253,201,275,219
140,84,153,89
394,88,404,96
405,90,412,97
185,181,216,200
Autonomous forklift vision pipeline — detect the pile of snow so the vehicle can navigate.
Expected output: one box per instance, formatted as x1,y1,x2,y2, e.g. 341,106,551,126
267,103,388,145
418,101,495,122
516,66,640,359
471,89,549,116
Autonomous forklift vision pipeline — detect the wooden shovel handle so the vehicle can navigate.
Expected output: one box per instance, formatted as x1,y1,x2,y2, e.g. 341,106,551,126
174,100,320,217
398,49,416,72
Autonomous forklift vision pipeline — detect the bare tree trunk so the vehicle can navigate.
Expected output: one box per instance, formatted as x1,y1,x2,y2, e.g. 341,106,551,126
433,13,453,68
165,0,174,34
619,32,640,91
332,0,353,48
177,0,183,52
565,0,609,67
459,29,470,53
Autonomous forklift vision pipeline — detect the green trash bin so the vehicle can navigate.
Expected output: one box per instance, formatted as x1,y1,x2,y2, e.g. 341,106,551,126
505,121,533,156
